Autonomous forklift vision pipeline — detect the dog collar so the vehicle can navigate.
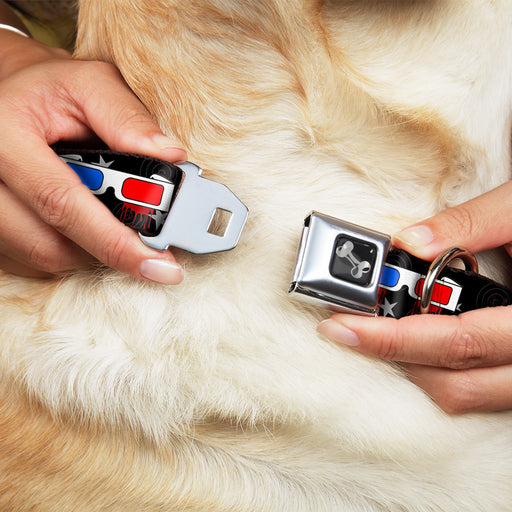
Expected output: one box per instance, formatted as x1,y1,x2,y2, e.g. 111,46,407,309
289,211,512,318
57,149,248,254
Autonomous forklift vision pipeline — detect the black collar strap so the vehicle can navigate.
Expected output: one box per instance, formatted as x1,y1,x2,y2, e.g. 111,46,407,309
57,149,248,254
54,156,510,317
289,211,512,318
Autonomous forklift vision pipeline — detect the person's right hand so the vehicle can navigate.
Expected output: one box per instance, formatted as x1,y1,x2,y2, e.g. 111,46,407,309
318,180,512,414
0,29,187,283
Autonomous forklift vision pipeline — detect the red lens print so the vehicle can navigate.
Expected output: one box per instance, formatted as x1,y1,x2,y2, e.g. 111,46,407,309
415,278,453,306
121,178,164,206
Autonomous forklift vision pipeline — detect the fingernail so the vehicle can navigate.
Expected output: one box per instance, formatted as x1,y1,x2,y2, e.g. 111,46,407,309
394,225,434,249
317,319,360,347
139,259,184,285
151,134,187,159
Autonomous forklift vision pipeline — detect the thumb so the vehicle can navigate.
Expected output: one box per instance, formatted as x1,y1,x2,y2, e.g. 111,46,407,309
72,61,187,163
393,181,512,260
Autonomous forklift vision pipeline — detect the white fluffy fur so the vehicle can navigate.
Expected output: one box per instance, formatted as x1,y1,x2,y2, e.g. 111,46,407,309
1,0,512,510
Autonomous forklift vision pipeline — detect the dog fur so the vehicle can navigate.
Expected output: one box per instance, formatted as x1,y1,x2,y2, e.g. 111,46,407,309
1,0,512,510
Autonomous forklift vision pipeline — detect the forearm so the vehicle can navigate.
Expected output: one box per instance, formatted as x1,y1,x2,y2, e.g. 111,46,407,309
0,5,71,80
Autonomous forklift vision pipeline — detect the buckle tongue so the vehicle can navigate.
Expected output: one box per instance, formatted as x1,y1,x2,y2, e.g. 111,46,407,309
140,162,248,254
289,212,391,316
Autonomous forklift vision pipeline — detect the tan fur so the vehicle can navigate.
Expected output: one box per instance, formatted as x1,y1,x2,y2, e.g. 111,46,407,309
1,0,512,510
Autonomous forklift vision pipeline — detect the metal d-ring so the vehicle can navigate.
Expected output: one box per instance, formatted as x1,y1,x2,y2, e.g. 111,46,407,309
419,247,478,314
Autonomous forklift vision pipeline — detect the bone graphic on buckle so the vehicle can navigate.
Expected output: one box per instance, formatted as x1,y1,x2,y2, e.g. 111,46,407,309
336,240,372,279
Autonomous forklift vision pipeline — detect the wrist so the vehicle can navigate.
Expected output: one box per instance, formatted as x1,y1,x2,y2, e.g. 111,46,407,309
0,1,29,35
0,30,71,80
0,23,29,38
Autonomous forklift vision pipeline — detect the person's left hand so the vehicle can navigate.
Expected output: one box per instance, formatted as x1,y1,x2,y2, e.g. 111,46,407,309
317,180,512,414
0,30,187,282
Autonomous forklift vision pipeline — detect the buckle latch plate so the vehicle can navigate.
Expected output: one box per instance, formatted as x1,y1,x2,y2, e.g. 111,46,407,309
140,161,248,254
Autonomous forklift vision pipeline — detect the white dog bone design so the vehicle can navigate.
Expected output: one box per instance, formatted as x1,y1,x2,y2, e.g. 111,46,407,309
335,240,372,279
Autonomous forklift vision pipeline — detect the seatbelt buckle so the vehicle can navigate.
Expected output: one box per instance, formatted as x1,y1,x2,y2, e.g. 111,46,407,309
140,161,248,254
59,150,248,254
289,211,391,316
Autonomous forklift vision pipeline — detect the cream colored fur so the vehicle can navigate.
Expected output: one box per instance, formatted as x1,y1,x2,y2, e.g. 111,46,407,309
1,1,512,510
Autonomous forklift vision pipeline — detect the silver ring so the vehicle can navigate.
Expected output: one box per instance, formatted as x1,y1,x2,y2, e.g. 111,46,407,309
420,247,478,314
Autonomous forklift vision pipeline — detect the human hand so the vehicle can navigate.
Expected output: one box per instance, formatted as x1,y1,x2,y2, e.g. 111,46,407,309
318,180,512,414
0,30,186,282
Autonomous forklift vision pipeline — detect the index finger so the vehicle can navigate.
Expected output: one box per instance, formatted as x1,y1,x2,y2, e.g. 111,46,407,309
65,60,187,162
317,307,512,370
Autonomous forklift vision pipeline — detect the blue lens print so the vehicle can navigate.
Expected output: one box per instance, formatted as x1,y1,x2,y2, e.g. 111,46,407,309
67,163,104,191
380,266,400,287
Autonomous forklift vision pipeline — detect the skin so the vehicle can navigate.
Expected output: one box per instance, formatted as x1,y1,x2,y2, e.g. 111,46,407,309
318,180,512,414
0,20,186,283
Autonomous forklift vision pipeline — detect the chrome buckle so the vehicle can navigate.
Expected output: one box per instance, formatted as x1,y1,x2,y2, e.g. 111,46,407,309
289,212,391,316
140,162,248,254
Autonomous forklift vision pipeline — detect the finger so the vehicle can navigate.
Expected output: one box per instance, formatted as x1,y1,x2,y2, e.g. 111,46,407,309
62,61,187,162
404,363,512,414
0,253,53,278
317,307,512,369
0,182,93,272
392,180,512,260
0,137,184,284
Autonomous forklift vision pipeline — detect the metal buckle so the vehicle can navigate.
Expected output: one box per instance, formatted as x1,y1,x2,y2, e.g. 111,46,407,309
289,212,391,316
140,162,248,254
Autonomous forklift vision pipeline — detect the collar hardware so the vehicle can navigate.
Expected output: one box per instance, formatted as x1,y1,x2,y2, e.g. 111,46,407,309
289,212,391,316
139,161,248,254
